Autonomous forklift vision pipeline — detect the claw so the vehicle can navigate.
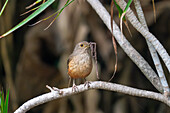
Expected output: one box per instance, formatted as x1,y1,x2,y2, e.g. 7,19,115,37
72,79,78,92
72,84,78,92
84,81,91,88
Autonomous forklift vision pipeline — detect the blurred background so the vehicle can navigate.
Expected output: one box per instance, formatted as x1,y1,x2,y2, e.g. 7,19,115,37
0,0,170,113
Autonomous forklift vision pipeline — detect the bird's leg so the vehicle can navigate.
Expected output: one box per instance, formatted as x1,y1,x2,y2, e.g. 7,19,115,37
68,76,72,88
72,79,78,92
84,78,91,88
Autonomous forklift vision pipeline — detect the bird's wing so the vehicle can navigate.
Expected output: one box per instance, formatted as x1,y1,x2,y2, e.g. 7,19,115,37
67,54,73,70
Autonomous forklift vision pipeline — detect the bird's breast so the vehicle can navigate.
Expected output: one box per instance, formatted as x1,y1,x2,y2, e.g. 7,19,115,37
68,53,92,78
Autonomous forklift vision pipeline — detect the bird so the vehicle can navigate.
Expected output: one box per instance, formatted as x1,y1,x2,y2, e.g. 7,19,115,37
67,41,93,92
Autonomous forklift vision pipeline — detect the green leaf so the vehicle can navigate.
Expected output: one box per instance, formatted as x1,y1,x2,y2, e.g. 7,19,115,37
113,0,132,21
66,0,71,4
0,0,8,16
57,0,74,17
113,0,123,18
0,91,4,113
37,0,43,3
44,0,75,30
0,91,2,113
4,90,9,113
123,0,132,13
0,0,55,38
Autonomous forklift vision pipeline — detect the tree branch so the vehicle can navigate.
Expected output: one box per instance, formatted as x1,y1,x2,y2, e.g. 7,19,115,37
133,0,169,97
115,0,170,73
13,0,170,113
14,81,170,113
86,0,163,92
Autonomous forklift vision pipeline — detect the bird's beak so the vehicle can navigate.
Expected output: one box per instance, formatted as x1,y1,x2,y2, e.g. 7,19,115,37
85,45,90,49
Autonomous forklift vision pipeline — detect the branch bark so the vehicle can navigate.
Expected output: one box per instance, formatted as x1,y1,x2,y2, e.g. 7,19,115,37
86,0,163,92
133,0,169,97
115,0,170,73
14,81,170,113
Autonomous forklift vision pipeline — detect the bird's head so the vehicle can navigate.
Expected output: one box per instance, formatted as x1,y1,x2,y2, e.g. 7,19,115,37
73,41,90,54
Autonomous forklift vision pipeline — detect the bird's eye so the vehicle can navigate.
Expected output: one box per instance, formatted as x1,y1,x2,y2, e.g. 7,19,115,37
80,44,84,47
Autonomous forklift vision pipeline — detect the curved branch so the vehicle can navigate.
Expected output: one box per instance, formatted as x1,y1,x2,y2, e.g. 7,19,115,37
115,0,170,73
133,0,169,97
14,81,170,113
86,0,163,92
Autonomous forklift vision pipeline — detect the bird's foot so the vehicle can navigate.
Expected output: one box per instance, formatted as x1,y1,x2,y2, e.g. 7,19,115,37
84,81,91,88
72,84,78,92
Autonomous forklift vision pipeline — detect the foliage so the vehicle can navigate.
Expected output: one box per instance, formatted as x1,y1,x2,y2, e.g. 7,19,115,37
0,0,55,38
0,0,8,16
0,90,9,113
0,0,75,38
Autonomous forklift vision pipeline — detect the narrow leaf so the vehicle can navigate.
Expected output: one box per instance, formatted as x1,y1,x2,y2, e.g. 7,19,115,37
20,6,40,16
0,0,8,16
0,0,55,38
113,0,123,18
118,0,132,39
26,0,42,9
4,90,9,113
120,12,126,40
44,0,74,30
123,0,132,12
109,0,118,81
0,92,1,113
152,0,156,22
28,0,74,29
123,19,132,37
0,91,4,113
